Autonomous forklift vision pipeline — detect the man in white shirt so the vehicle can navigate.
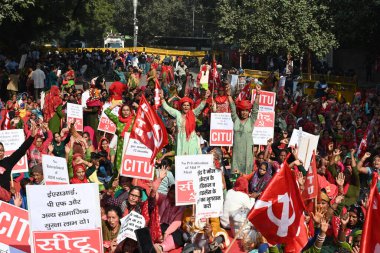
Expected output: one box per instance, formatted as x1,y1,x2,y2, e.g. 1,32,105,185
31,64,46,100
175,61,187,97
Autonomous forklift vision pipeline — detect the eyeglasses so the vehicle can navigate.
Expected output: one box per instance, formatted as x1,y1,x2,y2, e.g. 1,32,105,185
129,193,141,198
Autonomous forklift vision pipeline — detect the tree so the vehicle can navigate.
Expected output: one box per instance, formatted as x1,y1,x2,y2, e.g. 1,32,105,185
216,0,338,58
0,0,34,25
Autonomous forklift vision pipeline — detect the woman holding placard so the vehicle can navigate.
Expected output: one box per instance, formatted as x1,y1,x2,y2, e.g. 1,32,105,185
227,84,261,174
159,90,211,156
105,101,135,172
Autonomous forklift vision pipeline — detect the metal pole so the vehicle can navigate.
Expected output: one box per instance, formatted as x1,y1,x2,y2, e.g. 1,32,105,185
133,0,138,49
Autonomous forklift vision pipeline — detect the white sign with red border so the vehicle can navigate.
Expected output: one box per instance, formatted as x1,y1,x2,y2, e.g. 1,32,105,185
121,137,155,181
98,102,119,134
252,90,276,111
42,155,69,185
252,111,275,145
66,103,83,132
175,154,213,206
210,113,233,146
26,183,103,253
0,201,30,252
0,129,28,173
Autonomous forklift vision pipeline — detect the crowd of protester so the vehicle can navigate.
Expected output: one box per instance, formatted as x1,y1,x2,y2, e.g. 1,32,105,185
0,49,379,253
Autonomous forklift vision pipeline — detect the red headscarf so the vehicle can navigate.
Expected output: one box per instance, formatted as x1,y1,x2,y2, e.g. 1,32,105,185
118,104,135,138
43,86,62,122
233,177,249,194
236,100,252,111
179,97,195,140
70,164,88,184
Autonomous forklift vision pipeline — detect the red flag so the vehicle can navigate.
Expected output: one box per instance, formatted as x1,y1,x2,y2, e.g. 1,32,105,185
284,214,309,253
237,83,251,102
357,127,369,158
248,162,307,249
302,151,319,201
154,79,161,110
130,95,168,163
360,173,380,253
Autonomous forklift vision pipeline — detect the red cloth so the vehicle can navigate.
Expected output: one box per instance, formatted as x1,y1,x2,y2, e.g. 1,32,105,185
109,81,127,101
179,97,196,140
236,100,252,111
118,105,135,138
70,164,89,184
130,95,168,163
248,162,306,249
233,177,249,194
43,86,62,122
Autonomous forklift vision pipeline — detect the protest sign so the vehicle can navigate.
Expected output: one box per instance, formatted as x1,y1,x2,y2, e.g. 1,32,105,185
0,129,28,173
175,154,213,206
98,102,119,134
194,165,224,219
210,113,233,146
66,103,83,132
42,155,69,185
117,211,145,243
121,138,155,180
252,90,276,112
26,183,102,253
288,128,320,170
0,201,30,252
252,111,275,145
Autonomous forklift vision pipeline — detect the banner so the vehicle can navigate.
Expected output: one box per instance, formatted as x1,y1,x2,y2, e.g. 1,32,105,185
121,138,155,180
252,90,276,111
175,154,213,206
252,111,275,145
117,211,145,243
42,155,69,185
288,129,319,170
210,113,233,146
0,201,30,252
0,129,28,173
98,102,118,134
26,184,102,253
66,103,83,132
194,166,224,219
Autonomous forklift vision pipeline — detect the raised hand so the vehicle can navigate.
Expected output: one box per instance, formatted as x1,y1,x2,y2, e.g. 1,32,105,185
311,206,326,225
296,171,305,187
320,217,329,233
158,167,168,179
363,152,371,159
340,212,349,227
13,192,23,207
336,172,345,187
256,83,262,93
335,195,345,205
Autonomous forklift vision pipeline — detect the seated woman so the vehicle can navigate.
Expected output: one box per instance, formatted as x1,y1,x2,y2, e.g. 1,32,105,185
220,177,255,229
102,205,122,252
70,164,89,184
249,161,272,198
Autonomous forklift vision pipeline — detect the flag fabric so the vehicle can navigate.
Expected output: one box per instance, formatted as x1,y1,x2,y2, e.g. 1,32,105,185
284,214,309,253
360,173,380,253
302,151,319,201
130,95,168,163
237,83,251,102
154,79,161,110
357,127,369,158
248,161,307,250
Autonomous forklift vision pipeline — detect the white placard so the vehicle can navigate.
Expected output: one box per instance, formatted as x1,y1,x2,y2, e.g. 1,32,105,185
0,129,28,173
194,166,224,219
175,154,213,206
252,111,275,145
98,102,119,134
210,113,233,146
288,129,319,170
26,183,101,232
42,155,69,185
117,211,145,243
66,102,83,132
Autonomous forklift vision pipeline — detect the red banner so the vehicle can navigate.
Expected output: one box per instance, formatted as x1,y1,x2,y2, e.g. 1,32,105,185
176,180,196,205
302,151,319,201
121,154,155,180
0,201,30,252
33,229,102,253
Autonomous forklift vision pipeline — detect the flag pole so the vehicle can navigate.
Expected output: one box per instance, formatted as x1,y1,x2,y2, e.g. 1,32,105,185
225,218,249,253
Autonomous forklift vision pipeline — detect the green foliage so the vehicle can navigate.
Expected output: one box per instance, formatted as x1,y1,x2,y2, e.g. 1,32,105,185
216,0,338,58
0,0,35,24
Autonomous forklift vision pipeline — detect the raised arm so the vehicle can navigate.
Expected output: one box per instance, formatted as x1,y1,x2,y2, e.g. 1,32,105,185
357,152,371,174
226,85,237,122
250,84,261,123
104,102,122,125
160,90,181,119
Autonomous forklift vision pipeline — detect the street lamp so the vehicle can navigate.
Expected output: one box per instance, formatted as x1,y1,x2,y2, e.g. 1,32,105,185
133,0,138,49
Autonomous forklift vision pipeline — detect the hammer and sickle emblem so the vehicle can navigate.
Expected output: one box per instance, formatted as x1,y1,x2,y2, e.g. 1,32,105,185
254,192,295,237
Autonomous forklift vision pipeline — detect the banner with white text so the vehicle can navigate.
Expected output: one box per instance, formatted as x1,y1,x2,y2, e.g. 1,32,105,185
210,113,233,146
66,103,83,132
0,129,28,173
42,155,69,185
252,111,275,145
